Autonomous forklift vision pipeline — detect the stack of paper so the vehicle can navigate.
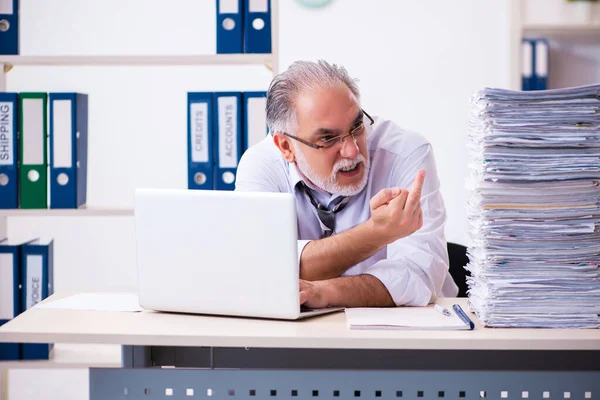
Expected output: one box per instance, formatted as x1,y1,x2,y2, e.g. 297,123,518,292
466,84,600,328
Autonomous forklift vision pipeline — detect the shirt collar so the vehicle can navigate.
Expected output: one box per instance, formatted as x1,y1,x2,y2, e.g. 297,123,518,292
288,161,304,191
288,162,352,209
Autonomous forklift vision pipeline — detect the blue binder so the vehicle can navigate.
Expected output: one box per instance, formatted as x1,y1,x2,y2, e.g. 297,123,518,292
214,92,242,191
242,91,268,152
216,0,243,54
0,238,29,360
244,0,271,53
0,0,19,54
534,38,549,91
521,39,534,91
187,92,214,190
49,93,89,209
0,92,18,209
20,238,54,360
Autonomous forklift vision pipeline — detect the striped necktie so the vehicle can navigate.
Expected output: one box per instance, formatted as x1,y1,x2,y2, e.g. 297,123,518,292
297,182,350,238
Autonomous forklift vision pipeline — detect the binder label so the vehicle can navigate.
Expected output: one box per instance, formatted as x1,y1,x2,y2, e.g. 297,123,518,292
0,0,13,14
522,41,532,78
0,253,15,319
190,103,209,163
25,255,43,310
219,0,239,14
218,96,238,168
0,102,13,165
247,97,267,148
53,100,73,168
22,99,45,165
535,41,548,76
249,0,268,12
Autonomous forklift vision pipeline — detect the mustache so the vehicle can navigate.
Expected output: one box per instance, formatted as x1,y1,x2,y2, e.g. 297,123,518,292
333,155,366,174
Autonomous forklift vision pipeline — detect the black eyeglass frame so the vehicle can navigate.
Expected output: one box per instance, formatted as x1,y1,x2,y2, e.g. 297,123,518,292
280,109,374,150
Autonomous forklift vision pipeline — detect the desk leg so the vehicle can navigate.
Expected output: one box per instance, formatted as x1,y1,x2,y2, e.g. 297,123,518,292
0,368,7,400
121,346,152,368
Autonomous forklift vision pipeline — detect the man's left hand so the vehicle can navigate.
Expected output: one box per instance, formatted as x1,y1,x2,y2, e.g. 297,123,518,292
299,279,331,309
300,275,396,308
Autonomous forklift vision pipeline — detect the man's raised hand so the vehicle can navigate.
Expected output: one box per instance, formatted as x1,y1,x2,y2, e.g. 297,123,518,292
368,169,426,245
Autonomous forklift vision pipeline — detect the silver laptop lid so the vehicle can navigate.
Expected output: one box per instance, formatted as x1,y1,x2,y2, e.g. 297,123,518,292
134,188,301,319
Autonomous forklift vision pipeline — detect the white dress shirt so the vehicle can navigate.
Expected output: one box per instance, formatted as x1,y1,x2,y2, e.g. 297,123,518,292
235,117,459,306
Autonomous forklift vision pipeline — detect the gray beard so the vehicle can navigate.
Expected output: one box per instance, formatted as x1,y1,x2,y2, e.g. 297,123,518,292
293,144,370,197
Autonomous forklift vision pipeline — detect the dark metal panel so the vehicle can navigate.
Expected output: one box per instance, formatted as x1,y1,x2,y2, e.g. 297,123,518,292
90,368,600,400
149,347,600,371
122,346,152,368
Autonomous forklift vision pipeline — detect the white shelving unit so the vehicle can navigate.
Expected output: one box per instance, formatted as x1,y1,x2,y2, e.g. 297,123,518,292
0,343,121,369
0,344,121,400
0,0,280,236
522,24,600,41
510,0,600,90
0,2,280,397
0,54,275,69
0,206,134,217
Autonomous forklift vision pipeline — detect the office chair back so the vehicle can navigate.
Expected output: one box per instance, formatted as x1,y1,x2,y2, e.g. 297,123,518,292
447,242,470,297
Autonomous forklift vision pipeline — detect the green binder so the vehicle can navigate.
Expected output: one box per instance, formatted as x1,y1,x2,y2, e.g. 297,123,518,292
18,92,48,209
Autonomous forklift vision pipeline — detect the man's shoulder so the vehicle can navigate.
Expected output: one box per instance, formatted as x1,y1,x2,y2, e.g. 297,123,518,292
240,135,284,166
368,117,430,156
237,135,288,184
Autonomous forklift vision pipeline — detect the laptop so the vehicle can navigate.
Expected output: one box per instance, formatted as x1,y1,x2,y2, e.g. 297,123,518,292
133,188,342,320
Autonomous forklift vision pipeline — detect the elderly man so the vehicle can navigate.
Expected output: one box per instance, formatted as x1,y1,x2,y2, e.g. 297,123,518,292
236,60,458,308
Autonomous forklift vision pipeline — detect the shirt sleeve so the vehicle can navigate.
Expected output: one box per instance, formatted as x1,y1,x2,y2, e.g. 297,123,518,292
363,143,458,306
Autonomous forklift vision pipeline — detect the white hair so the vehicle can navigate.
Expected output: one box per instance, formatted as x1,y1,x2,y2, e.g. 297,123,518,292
266,60,361,135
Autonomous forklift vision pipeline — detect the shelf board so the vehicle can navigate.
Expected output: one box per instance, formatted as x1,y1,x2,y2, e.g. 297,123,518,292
0,206,133,217
522,24,600,44
0,54,274,69
0,343,121,369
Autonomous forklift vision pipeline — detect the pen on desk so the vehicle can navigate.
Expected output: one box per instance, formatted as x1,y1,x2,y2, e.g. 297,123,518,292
434,304,451,316
453,304,475,330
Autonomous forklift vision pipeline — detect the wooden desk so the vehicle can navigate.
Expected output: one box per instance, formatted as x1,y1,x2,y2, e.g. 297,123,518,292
1,293,598,400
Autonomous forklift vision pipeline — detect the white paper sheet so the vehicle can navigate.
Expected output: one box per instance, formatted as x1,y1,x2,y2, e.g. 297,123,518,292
34,293,143,312
345,306,472,330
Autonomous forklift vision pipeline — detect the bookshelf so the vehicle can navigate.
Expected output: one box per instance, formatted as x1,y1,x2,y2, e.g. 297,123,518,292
0,0,280,238
0,2,280,391
0,343,121,369
0,54,276,71
511,0,600,90
0,206,134,217
523,24,600,42
0,343,121,400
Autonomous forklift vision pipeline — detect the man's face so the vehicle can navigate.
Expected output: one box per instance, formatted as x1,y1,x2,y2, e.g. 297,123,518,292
291,86,370,196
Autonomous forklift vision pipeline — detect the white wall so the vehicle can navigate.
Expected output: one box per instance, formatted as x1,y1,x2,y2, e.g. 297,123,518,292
8,0,514,294
277,0,514,248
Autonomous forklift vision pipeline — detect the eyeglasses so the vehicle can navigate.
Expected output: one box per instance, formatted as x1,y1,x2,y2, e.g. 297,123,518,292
281,109,374,150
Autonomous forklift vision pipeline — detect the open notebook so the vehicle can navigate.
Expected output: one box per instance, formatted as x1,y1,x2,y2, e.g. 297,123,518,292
345,304,475,330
